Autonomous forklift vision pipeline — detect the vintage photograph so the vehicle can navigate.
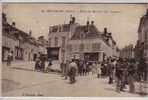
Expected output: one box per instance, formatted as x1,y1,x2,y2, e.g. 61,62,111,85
1,3,148,97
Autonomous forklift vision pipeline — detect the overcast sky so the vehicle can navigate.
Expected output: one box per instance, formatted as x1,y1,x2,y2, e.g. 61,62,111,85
3,3,148,48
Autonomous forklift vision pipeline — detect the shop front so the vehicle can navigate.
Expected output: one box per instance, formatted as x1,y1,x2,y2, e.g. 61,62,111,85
2,46,10,61
47,47,60,60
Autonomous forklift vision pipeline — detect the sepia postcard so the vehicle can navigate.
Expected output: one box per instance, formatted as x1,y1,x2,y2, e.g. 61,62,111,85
1,2,148,98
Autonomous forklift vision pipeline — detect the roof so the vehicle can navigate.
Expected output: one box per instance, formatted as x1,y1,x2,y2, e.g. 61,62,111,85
2,22,40,46
138,14,148,33
71,25,102,40
50,24,70,33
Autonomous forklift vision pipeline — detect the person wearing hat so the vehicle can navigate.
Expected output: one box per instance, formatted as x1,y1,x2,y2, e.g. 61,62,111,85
68,59,78,84
128,59,136,93
115,59,124,93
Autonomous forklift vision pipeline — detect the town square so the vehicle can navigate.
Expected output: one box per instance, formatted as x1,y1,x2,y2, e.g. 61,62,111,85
1,3,148,97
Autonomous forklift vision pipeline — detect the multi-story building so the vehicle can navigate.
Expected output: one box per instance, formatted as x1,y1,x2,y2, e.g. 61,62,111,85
136,9,148,64
48,16,119,63
48,16,79,62
67,22,119,62
2,13,47,62
37,36,48,55
119,44,135,59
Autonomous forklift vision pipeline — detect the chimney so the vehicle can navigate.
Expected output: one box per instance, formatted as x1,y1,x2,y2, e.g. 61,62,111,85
70,16,76,24
12,22,16,27
86,17,90,26
108,33,112,36
69,15,76,24
86,20,89,26
91,21,94,25
104,27,107,34
2,13,7,23
29,30,32,36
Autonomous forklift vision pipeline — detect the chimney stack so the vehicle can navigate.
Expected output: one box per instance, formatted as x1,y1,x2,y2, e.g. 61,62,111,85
108,33,112,36
29,30,32,36
104,27,107,34
12,22,16,27
87,20,89,26
69,15,76,24
2,13,7,23
72,17,76,24
91,21,94,25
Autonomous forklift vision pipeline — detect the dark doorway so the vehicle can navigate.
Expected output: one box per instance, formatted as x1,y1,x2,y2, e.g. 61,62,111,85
33,54,37,61
47,47,60,60
84,52,98,61
2,47,10,62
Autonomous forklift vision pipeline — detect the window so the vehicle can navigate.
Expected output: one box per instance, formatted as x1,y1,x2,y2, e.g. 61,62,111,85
48,38,51,47
67,44,72,52
55,37,58,46
79,43,84,52
92,43,101,51
62,36,66,46
59,26,62,32
52,26,58,32
63,24,70,32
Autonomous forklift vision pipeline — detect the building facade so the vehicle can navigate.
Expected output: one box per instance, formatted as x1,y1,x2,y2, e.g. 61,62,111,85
2,13,47,62
67,22,119,62
48,16,119,63
119,44,135,59
136,9,148,64
48,16,80,62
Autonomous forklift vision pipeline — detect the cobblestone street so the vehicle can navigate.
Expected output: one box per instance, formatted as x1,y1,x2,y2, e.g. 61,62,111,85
2,61,146,97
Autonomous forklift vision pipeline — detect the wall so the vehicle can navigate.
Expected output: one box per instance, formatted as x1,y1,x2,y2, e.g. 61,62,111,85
68,38,115,61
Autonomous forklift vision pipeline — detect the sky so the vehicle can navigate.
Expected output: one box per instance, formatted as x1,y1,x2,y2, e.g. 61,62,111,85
2,3,148,49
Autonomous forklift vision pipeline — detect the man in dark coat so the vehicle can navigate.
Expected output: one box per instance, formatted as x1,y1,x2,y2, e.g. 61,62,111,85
68,59,78,84
40,54,46,72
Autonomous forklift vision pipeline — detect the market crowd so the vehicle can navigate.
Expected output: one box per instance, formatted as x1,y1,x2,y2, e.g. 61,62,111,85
59,57,147,94
34,52,147,94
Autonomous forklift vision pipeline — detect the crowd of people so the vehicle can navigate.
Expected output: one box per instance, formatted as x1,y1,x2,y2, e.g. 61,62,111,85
34,52,47,72
60,59,103,83
5,50,147,95
34,53,147,93
59,57,147,93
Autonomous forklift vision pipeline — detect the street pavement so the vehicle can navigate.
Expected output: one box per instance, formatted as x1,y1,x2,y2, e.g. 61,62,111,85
1,61,147,97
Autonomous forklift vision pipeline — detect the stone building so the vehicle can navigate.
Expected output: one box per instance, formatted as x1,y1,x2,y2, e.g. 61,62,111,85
2,13,47,62
37,36,48,55
48,16,119,62
48,16,79,62
135,9,148,63
119,44,135,59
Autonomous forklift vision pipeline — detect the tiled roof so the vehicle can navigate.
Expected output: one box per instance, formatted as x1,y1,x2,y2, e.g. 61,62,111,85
2,22,39,46
2,13,48,47
71,25,102,40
